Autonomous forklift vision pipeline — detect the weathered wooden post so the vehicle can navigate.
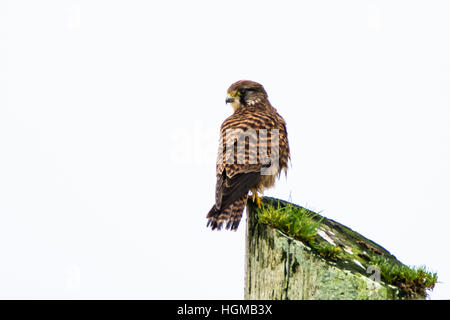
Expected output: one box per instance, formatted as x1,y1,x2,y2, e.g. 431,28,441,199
244,197,435,300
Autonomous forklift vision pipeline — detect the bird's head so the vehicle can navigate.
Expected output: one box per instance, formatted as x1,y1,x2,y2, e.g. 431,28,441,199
226,80,268,111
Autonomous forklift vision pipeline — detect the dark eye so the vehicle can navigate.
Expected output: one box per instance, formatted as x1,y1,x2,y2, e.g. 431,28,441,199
239,89,246,95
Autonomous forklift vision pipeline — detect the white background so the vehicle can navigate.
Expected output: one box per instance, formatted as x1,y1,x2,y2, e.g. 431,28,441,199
0,0,449,299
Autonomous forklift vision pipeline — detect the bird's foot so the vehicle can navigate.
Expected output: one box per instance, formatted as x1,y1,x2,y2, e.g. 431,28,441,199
251,190,262,209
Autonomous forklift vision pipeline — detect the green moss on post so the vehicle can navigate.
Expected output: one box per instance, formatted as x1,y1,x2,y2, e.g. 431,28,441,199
244,197,436,300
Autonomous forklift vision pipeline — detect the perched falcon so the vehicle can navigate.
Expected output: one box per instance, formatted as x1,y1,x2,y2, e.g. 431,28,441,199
207,80,290,231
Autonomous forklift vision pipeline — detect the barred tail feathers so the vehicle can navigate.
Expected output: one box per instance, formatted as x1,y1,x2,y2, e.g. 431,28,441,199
206,195,248,231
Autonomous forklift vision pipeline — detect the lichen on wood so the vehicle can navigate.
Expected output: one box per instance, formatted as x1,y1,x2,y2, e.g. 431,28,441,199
244,197,436,300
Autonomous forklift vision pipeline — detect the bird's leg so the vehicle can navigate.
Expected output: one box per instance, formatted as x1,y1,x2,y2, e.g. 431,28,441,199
250,188,262,209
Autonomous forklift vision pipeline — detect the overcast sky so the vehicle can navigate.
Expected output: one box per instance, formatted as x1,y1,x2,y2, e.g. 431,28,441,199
0,1,449,299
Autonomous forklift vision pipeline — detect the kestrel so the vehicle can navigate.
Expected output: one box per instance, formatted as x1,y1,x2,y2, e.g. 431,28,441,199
207,80,290,231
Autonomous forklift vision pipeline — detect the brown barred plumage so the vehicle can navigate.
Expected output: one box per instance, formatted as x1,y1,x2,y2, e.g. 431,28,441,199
207,80,290,231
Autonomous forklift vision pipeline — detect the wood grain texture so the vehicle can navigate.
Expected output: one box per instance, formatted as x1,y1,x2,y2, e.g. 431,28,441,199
244,198,422,300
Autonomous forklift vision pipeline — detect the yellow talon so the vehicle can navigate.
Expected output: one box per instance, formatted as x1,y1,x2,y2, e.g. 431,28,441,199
256,195,262,209
251,189,262,209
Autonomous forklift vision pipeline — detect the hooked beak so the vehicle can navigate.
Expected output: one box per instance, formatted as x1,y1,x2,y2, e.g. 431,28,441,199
225,96,235,104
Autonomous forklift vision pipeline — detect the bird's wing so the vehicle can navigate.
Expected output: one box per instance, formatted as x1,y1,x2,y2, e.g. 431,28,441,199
215,111,263,209
215,169,260,210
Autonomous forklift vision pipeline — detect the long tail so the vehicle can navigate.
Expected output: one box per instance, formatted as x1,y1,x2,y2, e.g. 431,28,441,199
206,194,248,231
